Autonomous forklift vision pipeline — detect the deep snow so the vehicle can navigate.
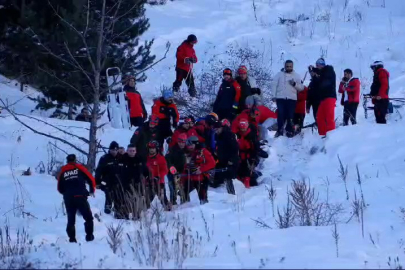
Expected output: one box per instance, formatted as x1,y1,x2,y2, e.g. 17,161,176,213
1,0,405,268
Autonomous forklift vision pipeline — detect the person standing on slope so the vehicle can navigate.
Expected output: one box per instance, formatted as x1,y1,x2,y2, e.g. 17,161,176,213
369,61,390,124
212,119,239,194
182,136,216,205
338,69,360,126
165,133,187,205
124,75,148,128
213,68,241,121
95,141,124,215
271,60,305,137
310,58,337,137
57,154,95,243
173,34,198,97
151,89,180,140
306,65,322,124
235,65,261,113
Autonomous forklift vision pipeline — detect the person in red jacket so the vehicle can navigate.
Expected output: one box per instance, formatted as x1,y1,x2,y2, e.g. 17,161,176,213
173,34,198,97
236,119,260,188
182,136,216,205
213,68,242,121
57,154,96,243
338,69,361,125
294,86,308,132
231,107,260,134
124,75,148,127
151,89,180,140
369,61,390,124
169,117,199,148
146,140,170,209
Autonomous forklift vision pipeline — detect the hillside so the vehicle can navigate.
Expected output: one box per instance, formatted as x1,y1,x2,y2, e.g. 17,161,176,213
1,0,405,268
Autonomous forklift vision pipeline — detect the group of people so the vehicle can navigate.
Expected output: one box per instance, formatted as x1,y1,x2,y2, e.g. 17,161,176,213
58,34,391,243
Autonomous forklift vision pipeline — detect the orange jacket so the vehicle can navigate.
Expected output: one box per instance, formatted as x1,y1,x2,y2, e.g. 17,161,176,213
146,153,168,184
151,98,180,123
125,90,147,118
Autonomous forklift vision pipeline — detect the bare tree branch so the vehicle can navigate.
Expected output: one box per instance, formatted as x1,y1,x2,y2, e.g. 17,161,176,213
134,41,171,76
0,98,88,156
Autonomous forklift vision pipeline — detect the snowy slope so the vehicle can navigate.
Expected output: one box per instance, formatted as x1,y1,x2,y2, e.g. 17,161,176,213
1,0,405,268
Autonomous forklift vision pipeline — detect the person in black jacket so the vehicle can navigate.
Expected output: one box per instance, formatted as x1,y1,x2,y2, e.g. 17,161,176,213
306,70,322,122
121,144,148,219
57,154,95,243
130,115,164,162
309,58,337,137
95,141,125,215
75,108,91,122
165,133,187,204
235,66,260,113
212,119,239,194
213,68,242,121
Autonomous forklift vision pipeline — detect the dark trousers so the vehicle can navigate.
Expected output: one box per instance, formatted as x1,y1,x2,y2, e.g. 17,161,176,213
293,113,305,130
276,99,297,136
167,173,177,204
148,178,169,206
343,102,358,125
103,188,113,213
216,109,236,122
183,177,208,203
64,196,94,240
374,99,389,124
159,119,174,140
173,68,196,97
130,117,144,127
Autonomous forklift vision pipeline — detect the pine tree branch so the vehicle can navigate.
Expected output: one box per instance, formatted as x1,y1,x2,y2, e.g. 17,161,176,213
0,98,88,156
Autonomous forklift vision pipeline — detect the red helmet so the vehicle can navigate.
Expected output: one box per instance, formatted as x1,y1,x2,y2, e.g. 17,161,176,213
150,115,159,126
147,140,159,149
239,119,249,129
221,119,231,127
178,133,188,143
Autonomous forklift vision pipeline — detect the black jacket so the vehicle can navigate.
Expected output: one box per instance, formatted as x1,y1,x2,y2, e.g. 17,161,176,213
165,144,187,174
121,153,148,189
58,162,96,198
95,153,125,188
306,76,321,110
213,79,240,113
130,122,164,162
317,65,337,101
216,127,239,165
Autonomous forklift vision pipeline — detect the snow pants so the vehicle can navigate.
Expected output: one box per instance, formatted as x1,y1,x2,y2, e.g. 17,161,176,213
173,67,196,97
276,99,297,136
374,99,389,124
182,176,209,203
343,102,358,126
316,98,336,136
64,196,94,241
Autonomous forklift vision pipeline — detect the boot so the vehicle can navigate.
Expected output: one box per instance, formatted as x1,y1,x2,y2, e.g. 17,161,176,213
85,234,94,242
173,85,180,92
243,177,250,188
188,87,197,98
274,131,283,138
69,238,77,243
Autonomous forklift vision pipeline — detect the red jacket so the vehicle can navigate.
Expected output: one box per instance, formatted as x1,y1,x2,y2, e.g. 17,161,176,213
169,126,199,148
57,162,96,197
338,78,360,105
183,148,216,181
257,105,277,123
176,41,197,72
237,128,255,160
151,98,180,123
146,154,168,184
125,90,147,118
370,68,389,99
295,87,308,114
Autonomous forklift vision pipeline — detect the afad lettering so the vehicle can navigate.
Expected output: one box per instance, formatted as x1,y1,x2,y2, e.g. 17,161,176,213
64,169,79,178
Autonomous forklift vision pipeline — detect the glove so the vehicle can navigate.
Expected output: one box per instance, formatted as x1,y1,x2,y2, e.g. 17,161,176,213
184,58,192,64
288,79,296,87
190,58,197,64
232,103,239,114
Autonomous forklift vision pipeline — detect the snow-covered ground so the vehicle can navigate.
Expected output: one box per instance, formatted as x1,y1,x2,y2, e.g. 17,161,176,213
1,0,405,268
